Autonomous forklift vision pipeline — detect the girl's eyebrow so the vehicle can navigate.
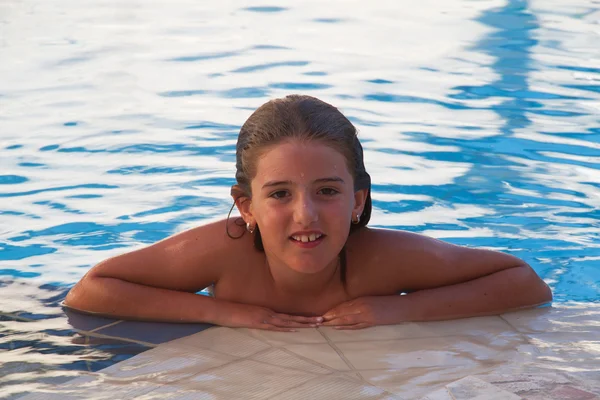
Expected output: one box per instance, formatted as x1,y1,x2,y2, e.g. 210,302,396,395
262,176,345,189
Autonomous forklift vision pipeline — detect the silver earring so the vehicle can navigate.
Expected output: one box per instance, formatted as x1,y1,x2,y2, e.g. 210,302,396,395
246,222,255,233
352,214,360,224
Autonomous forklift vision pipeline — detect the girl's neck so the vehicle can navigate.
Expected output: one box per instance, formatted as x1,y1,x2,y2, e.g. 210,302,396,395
263,254,341,297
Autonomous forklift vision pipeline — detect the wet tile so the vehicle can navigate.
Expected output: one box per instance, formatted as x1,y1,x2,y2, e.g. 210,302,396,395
183,359,316,398
169,326,270,357
361,364,503,400
501,303,600,334
421,387,454,400
550,385,598,400
444,376,521,399
17,375,162,399
269,375,399,400
236,326,327,346
94,319,213,345
63,308,120,332
251,347,333,374
565,371,600,396
525,331,600,372
98,344,235,383
133,385,215,399
336,334,527,371
478,371,572,396
285,343,353,371
320,316,515,343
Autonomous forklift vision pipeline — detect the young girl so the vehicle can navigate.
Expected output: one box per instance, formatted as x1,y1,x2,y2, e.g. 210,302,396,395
65,95,552,331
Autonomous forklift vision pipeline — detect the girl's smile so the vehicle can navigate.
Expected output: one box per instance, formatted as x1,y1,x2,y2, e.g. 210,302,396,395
243,140,365,279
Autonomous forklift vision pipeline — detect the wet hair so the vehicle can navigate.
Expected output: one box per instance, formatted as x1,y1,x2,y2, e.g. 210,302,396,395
227,94,372,284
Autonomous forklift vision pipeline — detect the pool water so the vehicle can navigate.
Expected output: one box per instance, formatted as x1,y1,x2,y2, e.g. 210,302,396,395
1,0,599,398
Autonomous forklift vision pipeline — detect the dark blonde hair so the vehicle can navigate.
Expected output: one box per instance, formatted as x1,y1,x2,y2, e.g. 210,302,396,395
228,95,371,283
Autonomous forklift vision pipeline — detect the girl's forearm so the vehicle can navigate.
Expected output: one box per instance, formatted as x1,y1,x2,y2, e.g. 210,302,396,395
64,276,225,324
397,265,552,322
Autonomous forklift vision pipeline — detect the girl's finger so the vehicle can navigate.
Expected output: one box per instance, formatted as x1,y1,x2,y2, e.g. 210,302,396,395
322,302,357,320
320,314,361,326
270,317,319,328
260,323,297,332
273,313,324,324
333,323,370,330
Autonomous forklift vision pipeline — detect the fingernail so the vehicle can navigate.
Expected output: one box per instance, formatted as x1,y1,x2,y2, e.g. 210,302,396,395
316,317,324,322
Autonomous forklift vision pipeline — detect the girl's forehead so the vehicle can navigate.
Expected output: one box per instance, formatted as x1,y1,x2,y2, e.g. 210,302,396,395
255,141,351,178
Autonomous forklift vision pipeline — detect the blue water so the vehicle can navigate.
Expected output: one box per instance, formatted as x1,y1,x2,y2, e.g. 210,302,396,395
1,0,600,397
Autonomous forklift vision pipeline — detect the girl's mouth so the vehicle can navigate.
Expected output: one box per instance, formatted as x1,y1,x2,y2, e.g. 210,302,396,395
290,233,325,248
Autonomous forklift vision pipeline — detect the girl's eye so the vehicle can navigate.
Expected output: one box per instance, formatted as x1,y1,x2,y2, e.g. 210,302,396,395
270,190,289,199
319,187,339,196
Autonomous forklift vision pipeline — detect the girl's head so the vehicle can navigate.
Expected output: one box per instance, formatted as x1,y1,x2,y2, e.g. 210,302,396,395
230,95,371,281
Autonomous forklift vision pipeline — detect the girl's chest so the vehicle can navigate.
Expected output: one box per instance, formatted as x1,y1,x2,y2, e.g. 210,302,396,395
212,271,352,316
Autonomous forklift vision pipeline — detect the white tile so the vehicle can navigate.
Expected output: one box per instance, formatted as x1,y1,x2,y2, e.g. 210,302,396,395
501,303,600,334
17,378,162,400
361,364,502,399
168,326,271,357
445,376,522,399
285,343,353,371
183,359,316,398
420,387,454,400
269,376,401,400
335,333,527,371
236,327,327,346
98,344,235,383
251,347,333,374
525,331,600,372
320,317,515,343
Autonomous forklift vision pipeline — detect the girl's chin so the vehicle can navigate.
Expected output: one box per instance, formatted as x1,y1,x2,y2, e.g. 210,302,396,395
288,265,328,274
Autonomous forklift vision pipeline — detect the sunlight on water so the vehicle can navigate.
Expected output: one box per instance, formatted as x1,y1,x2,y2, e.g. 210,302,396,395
1,0,599,397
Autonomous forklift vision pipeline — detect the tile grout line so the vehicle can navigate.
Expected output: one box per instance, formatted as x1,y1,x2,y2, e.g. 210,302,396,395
498,314,524,333
75,329,157,348
88,319,123,333
498,315,544,358
315,328,363,379
279,346,340,373
262,374,335,400
203,327,361,376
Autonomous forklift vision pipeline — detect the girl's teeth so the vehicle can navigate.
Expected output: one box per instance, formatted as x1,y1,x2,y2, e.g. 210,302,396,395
292,234,322,243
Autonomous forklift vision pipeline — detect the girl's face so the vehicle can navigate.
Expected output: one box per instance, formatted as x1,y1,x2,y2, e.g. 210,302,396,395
244,140,366,275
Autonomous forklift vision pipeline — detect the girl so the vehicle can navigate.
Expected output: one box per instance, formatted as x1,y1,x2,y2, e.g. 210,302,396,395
65,95,552,331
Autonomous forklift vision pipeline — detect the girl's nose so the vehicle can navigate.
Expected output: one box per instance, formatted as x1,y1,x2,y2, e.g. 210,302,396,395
293,195,319,226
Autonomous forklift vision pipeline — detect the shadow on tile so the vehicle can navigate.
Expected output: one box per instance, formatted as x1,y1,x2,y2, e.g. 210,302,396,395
95,320,214,345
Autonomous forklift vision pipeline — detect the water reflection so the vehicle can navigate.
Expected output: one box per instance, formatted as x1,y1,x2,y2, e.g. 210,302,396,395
1,0,600,396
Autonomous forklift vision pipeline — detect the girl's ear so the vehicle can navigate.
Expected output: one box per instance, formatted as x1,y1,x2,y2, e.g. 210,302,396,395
353,188,368,217
231,185,254,224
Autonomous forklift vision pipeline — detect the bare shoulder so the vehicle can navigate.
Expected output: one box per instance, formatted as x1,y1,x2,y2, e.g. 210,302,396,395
346,227,448,262
88,217,257,292
346,227,525,295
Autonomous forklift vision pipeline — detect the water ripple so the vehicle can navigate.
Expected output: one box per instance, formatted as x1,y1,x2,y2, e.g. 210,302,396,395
1,0,599,393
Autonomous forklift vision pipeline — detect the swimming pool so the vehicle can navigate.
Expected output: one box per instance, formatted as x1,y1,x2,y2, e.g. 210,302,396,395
1,0,599,398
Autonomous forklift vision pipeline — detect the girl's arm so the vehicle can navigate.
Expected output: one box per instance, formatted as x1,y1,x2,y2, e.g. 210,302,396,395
65,219,320,330
323,230,552,328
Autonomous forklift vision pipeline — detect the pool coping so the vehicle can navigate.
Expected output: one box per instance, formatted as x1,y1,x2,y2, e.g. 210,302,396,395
15,302,600,399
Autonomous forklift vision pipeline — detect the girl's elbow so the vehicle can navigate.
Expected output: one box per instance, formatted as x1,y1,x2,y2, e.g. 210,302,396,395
519,264,553,305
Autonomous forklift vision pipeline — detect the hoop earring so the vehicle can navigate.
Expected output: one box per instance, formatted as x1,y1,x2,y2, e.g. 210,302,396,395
352,214,360,224
246,222,255,233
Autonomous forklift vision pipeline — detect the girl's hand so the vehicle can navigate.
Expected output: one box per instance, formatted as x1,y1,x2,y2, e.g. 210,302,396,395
321,296,401,330
217,302,324,331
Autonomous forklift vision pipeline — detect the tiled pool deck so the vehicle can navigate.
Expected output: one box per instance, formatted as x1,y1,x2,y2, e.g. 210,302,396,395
17,303,600,399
